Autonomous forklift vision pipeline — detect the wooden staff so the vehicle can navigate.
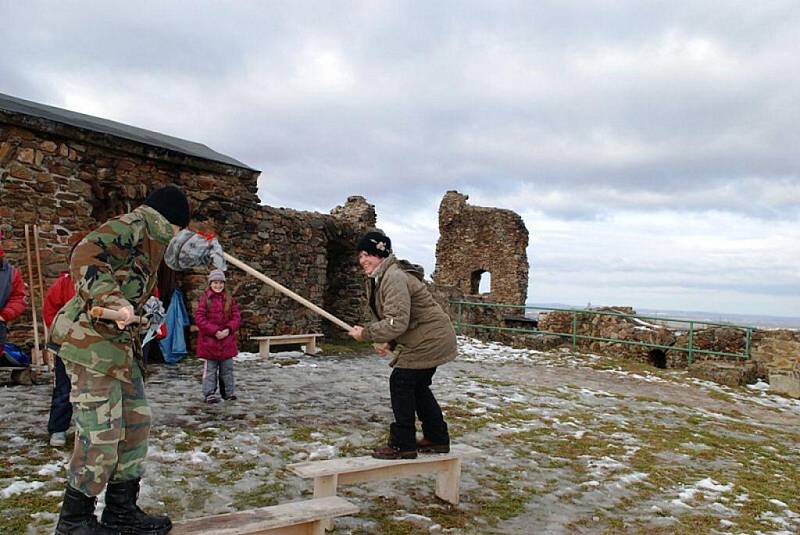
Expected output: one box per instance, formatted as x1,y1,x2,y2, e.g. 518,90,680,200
23,225,43,367
33,224,51,368
223,252,353,331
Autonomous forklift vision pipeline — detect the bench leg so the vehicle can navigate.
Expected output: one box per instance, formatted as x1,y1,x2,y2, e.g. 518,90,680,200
308,519,325,535
306,337,317,355
259,341,270,359
313,475,338,532
435,458,462,504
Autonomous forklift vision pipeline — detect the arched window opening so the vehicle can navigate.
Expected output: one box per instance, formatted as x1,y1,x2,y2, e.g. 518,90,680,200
470,269,491,295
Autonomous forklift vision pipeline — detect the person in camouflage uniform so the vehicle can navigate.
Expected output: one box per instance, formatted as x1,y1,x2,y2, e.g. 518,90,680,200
50,185,191,535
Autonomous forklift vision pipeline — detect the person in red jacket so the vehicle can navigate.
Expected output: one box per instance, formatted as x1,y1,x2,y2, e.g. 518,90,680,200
195,269,240,403
42,233,87,447
0,235,28,360
43,270,76,447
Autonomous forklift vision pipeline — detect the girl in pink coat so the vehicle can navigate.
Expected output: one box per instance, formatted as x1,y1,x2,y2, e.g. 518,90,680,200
195,269,241,403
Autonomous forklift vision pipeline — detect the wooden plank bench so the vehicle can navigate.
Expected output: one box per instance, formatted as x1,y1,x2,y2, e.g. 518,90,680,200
251,334,323,358
288,444,482,507
170,495,358,535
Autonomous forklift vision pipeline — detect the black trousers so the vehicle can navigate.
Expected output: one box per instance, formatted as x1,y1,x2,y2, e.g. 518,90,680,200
47,355,73,434
388,367,449,451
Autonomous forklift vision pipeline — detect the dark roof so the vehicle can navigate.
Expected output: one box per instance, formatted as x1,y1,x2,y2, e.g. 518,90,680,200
0,91,256,171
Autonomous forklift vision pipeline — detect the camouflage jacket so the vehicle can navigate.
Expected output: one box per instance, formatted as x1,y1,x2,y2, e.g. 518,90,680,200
49,206,175,382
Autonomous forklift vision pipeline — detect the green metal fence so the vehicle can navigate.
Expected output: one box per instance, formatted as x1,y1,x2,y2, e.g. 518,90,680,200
451,301,754,365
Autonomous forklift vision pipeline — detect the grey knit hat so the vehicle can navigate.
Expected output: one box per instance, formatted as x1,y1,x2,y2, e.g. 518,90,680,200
208,269,226,282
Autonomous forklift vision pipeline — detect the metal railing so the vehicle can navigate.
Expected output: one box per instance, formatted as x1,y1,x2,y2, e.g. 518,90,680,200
451,301,754,364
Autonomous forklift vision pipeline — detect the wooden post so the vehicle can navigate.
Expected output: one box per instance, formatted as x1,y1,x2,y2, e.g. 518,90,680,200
23,225,42,367
33,225,52,369
434,458,462,504
223,252,353,332
259,340,270,359
312,474,338,532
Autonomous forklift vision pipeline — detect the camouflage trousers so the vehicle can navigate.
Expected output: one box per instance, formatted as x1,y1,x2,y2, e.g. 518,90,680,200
64,361,151,497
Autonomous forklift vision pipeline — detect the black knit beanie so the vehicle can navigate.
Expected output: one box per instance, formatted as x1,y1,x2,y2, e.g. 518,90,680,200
357,231,391,258
144,186,191,228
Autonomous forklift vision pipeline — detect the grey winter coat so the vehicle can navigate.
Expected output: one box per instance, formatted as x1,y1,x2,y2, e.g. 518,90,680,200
362,254,457,369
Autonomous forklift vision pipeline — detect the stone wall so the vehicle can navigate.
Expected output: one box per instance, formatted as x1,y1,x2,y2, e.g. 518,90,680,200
433,191,529,306
1,113,374,354
539,307,675,363
537,306,800,395
752,330,800,397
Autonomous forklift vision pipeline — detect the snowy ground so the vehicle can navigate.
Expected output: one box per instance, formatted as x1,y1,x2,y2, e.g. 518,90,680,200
2,336,800,534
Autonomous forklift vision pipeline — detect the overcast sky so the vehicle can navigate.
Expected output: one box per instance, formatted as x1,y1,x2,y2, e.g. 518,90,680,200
2,1,798,318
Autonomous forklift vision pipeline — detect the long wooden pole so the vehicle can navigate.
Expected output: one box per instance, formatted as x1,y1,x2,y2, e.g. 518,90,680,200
222,252,353,332
33,224,51,368
23,225,42,367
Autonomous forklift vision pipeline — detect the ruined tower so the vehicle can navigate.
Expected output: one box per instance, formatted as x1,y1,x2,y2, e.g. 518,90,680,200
433,191,529,306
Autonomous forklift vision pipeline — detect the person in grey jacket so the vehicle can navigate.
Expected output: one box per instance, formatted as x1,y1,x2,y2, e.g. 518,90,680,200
348,231,457,459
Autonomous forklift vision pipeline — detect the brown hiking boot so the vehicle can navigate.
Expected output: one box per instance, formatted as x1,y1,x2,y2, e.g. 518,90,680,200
417,437,450,453
372,446,418,460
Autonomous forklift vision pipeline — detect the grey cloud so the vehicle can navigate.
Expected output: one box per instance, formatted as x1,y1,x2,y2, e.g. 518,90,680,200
3,1,798,222
1,2,799,320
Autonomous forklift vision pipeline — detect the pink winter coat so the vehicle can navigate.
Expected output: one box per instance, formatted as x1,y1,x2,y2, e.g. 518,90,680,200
195,288,241,360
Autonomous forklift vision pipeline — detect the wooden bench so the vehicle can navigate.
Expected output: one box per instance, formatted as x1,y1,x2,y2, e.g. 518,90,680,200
288,444,482,507
170,495,358,535
251,334,323,358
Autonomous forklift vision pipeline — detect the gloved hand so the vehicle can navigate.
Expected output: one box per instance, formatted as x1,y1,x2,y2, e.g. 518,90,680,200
141,296,166,345
165,229,227,271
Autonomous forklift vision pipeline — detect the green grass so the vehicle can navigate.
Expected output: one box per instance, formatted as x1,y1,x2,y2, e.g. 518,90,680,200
233,481,285,509
0,489,63,533
319,337,373,355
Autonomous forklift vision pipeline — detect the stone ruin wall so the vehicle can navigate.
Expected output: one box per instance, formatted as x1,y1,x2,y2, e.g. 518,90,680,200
0,114,374,353
422,187,799,396
4,111,798,396
433,191,529,306
537,308,800,396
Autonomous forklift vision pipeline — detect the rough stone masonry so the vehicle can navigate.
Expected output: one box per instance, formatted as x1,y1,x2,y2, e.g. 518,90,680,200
0,94,375,351
433,190,529,306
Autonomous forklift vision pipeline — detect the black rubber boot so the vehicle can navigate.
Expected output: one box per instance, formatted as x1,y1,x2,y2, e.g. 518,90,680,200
55,485,120,535
100,478,171,535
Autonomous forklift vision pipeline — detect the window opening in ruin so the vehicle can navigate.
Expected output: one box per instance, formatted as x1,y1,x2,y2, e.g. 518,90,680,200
648,349,667,369
470,269,491,295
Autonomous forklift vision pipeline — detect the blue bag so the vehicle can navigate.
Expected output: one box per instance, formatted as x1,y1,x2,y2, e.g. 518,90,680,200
0,342,31,367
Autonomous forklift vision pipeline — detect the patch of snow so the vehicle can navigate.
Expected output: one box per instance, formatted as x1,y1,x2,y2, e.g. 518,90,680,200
234,352,261,362
188,450,213,464
670,498,693,509
758,510,793,529
308,444,337,461
747,379,770,391
709,502,734,515
696,477,734,493
2,479,45,498
37,462,65,476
